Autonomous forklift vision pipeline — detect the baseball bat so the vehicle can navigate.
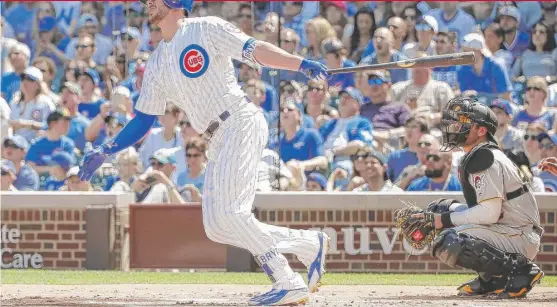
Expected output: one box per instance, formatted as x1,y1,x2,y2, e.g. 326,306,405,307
327,52,476,75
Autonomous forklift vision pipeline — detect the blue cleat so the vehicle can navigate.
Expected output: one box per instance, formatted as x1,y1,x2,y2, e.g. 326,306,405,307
308,232,330,293
248,275,309,306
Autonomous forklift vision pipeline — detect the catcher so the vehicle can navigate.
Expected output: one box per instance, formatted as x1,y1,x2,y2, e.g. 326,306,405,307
396,96,544,298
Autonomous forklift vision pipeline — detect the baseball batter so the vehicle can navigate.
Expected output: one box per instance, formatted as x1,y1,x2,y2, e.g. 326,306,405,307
414,96,544,298
78,0,330,305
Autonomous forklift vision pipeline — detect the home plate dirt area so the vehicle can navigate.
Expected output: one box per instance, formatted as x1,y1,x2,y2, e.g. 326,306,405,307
2,284,557,307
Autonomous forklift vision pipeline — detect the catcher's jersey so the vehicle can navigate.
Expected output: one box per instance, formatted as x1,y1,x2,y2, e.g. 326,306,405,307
467,149,541,234
135,16,253,133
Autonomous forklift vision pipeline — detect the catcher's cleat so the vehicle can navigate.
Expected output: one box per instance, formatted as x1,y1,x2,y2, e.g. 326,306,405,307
457,275,507,296
494,265,545,299
248,287,309,306
308,232,330,293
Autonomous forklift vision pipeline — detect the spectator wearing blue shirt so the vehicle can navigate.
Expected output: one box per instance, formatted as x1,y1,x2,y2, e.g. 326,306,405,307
43,151,75,191
261,29,307,85
322,37,356,91
512,77,557,132
279,100,327,172
64,14,112,65
360,27,409,83
1,136,39,191
77,68,106,119
432,31,459,89
304,79,340,126
60,82,91,153
497,6,530,61
320,87,374,187
282,2,319,48
1,43,30,103
537,133,557,192
25,108,75,176
177,138,207,196
458,33,513,101
426,3,477,46
3,2,35,45
407,150,462,192
386,116,429,182
32,16,69,70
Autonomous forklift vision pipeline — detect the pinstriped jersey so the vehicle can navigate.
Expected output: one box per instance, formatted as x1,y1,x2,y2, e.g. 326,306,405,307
135,16,254,133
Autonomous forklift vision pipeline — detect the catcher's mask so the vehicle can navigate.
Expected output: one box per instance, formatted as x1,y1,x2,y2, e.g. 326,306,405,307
440,97,498,151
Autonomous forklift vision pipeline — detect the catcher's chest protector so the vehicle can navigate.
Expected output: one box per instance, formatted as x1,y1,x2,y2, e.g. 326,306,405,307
458,142,499,206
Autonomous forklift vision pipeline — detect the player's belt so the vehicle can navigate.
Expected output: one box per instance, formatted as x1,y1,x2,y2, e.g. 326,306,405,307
506,184,529,200
203,111,230,140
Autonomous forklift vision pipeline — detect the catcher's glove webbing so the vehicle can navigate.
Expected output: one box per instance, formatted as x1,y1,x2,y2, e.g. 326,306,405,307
394,204,438,250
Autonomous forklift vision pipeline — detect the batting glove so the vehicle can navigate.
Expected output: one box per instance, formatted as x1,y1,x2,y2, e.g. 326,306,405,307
299,59,329,82
77,144,109,181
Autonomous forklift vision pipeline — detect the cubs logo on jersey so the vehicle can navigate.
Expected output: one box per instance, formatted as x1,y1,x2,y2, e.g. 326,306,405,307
179,44,210,78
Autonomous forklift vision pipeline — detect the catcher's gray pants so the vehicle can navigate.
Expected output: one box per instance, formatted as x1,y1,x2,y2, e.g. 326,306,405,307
455,225,541,261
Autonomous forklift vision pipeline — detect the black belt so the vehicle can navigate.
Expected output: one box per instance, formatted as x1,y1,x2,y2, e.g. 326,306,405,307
506,184,528,200
203,111,230,140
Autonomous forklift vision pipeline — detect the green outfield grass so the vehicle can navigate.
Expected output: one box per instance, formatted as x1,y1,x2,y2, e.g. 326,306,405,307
2,270,556,287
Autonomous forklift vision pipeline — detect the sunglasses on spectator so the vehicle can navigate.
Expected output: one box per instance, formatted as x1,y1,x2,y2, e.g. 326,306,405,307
180,120,192,127
368,78,385,85
1,170,8,176
282,87,296,95
523,134,539,141
151,161,164,167
527,87,543,92
404,15,416,21
415,23,432,31
186,153,202,158
76,44,92,49
426,154,441,162
539,142,556,150
308,86,324,92
418,141,432,147
352,153,373,161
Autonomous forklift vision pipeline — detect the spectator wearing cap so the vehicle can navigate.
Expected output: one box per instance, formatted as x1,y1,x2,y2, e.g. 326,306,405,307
32,16,69,69
512,76,557,132
432,31,459,90
304,79,339,127
33,57,61,105
386,16,407,51
1,159,18,191
43,151,75,191
177,138,208,201
138,103,185,171
25,108,75,176
64,14,112,65
391,52,455,126
482,23,514,75
490,98,523,151
132,148,185,204
512,22,557,82
9,66,55,142
302,172,325,191
386,116,429,182
537,133,557,192
302,17,336,60
351,147,403,192
497,5,530,61
2,43,31,103
358,71,409,141
1,136,39,191
407,147,462,192
322,37,356,91
457,33,513,101
119,27,142,62
426,3,476,45
62,166,94,192
236,61,278,116
320,86,374,187
402,15,437,58
78,68,106,119
360,27,409,84
261,28,307,85
279,100,327,172
323,1,348,40
60,82,90,153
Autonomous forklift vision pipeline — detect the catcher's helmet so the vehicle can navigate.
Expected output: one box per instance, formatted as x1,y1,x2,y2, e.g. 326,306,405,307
440,96,498,151
140,0,194,12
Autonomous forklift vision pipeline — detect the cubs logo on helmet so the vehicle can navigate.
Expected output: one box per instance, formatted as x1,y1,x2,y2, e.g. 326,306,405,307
179,44,209,78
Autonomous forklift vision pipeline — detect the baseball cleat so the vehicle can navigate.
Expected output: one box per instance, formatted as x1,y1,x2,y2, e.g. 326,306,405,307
248,287,309,306
493,265,544,299
457,275,506,297
308,231,330,293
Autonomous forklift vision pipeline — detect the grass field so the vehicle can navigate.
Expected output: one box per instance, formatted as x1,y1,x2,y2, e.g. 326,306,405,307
2,270,556,287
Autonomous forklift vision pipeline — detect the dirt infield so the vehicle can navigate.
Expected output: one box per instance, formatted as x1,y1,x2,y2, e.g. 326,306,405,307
2,284,557,307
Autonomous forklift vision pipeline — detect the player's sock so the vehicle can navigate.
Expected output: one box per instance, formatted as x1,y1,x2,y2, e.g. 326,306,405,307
255,248,306,290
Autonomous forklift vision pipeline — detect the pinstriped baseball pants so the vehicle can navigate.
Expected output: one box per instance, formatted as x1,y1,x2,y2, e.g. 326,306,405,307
202,103,318,263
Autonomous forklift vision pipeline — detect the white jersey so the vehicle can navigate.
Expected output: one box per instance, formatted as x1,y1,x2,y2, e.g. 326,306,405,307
135,16,254,133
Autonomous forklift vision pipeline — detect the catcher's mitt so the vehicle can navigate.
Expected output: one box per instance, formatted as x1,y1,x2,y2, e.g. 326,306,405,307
394,204,438,250
539,157,557,176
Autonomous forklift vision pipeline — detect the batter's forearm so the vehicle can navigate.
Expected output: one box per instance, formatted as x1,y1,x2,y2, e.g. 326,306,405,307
253,41,303,72
101,110,156,156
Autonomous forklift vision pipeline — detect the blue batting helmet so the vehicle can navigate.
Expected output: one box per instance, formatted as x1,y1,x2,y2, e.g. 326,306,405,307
140,0,194,12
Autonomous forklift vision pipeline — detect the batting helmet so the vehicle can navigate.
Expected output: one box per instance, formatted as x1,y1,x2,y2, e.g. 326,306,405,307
440,96,498,151
140,0,194,12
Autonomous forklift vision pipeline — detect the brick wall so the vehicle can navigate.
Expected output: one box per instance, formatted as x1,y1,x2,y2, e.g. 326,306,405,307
256,208,557,274
1,209,86,268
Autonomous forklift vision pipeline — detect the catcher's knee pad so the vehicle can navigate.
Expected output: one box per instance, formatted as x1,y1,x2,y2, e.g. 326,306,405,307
431,229,529,275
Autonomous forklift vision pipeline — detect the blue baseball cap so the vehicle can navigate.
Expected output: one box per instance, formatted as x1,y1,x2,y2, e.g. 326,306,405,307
307,172,327,190
489,98,513,116
80,68,100,86
121,27,141,40
340,86,365,106
151,148,177,165
368,70,391,83
47,151,76,172
3,135,30,151
538,133,557,145
77,14,99,29
39,16,56,32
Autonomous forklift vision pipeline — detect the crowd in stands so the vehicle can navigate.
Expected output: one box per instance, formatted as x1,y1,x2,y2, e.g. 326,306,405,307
2,1,557,202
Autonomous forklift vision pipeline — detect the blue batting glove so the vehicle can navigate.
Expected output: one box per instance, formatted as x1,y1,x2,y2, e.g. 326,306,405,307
77,145,108,181
299,59,329,82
